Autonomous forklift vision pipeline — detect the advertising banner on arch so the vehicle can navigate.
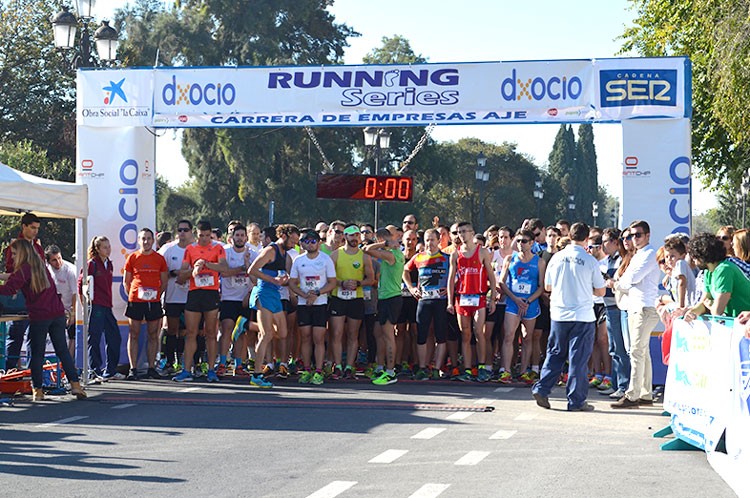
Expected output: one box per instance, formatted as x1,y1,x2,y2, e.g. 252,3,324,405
76,126,156,322
621,118,691,242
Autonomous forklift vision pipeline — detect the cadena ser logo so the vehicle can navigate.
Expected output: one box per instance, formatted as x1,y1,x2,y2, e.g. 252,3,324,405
600,69,677,107
501,68,583,102
161,75,237,106
103,78,127,105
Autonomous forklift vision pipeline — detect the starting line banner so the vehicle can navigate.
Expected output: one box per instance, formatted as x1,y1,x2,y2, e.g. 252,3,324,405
664,318,750,469
77,57,691,128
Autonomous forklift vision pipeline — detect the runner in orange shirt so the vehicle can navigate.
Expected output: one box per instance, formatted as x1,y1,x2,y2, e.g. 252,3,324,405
172,220,228,382
123,228,168,380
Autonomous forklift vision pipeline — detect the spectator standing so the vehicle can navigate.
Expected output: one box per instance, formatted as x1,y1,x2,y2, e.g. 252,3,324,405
611,220,661,409
531,223,605,411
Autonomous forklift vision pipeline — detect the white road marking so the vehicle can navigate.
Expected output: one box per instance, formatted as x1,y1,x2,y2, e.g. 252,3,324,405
494,387,514,393
489,430,517,440
111,403,136,410
446,411,473,420
473,398,495,405
306,481,357,498
407,483,451,498
411,427,446,440
514,413,537,421
178,386,200,393
455,451,491,466
36,416,88,428
369,449,408,463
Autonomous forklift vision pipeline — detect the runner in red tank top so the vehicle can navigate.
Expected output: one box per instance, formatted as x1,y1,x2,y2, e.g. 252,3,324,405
447,222,497,382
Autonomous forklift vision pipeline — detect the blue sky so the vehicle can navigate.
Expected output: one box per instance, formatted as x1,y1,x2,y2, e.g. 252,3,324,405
98,0,716,213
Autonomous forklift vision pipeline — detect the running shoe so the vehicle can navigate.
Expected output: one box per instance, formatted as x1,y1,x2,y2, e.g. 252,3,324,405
357,350,368,366
216,364,228,377
372,371,397,385
206,369,220,383
557,373,569,386
589,375,602,388
477,368,492,383
262,364,274,377
498,371,513,384
520,371,535,385
343,366,356,380
453,370,474,383
450,367,461,378
250,374,273,389
322,362,333,378
172,370,194,382
597,377,614,392
430,369,443,380
104,372,126,381
146,368,161,380
332,366,343,380
277,364,289,379
399,362,413,377
311,372,325,385
363,366,375,379
298,371,313,384
289,360,299,376
126,368,139,381
233,365,251,377
414,368,429,381
232,316,248,341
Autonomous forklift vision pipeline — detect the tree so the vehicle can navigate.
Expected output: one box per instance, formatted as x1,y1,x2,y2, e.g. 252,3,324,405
0,140,75,259
621,0,750,193
576,123,599,225
0,0,76,164
547,125,577,220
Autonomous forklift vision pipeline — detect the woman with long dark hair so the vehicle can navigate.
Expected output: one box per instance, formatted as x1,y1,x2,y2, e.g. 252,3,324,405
0,239,86,401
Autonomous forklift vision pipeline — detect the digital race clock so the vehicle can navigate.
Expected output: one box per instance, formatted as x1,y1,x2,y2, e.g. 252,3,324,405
316,174,413,202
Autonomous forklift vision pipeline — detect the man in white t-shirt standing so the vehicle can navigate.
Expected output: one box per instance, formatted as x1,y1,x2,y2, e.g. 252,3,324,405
288,229,337,385
532,223,606,412
45,245,78,360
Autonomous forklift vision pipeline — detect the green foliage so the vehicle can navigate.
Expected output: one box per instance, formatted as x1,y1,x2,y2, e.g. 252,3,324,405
621,0,750,192
0,0,76,164
0,140,76,259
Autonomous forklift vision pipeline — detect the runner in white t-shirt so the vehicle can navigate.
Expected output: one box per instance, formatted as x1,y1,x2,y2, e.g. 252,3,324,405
158,219,194,374
218,224,253,376
288,229,337,385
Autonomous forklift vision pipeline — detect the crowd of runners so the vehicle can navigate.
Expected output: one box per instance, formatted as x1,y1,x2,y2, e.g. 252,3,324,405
4,212,750,401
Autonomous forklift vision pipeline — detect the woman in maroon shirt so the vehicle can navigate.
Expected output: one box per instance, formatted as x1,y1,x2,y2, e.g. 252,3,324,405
0,239,86,401
78,236,122,381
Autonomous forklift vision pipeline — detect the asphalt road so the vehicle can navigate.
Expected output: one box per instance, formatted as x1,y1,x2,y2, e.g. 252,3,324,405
0,377,736,498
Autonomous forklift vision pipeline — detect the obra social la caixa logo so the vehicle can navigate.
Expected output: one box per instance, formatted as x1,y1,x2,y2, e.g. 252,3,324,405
500,68,584,102
102,78,127,105
161,75,236,106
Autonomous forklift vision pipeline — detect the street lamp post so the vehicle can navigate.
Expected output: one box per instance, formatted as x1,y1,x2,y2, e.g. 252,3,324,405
475,152,489,231
741,169,750,228
568,194,576,220
51,0,119,69
592,201,599,225
533,178,544,218
363,127,391,230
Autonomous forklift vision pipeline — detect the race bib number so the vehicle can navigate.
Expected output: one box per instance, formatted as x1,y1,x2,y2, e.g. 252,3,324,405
138,287,158,301
512,282,531,294
422,288,443,300
363,288,372,300
459,294,480,307
303,276,320,291
226,276,247,288
195,274,215,288
338,288,356,300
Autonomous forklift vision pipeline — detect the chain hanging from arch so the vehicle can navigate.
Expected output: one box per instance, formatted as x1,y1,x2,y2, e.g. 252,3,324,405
397,123,435,175
304,123,436,175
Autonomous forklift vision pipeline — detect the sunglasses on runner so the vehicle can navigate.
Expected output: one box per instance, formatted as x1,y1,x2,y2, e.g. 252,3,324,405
177,227,191,233
517,238,530,244
403,220,416,225
360,229,372,234
632,232,645,239
334,229,344,235
622,235,633,241
301,238,319,244
587,244,601,250
717,235,731,241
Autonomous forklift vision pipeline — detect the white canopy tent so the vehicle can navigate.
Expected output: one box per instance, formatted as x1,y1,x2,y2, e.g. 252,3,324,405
0,161,91,382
